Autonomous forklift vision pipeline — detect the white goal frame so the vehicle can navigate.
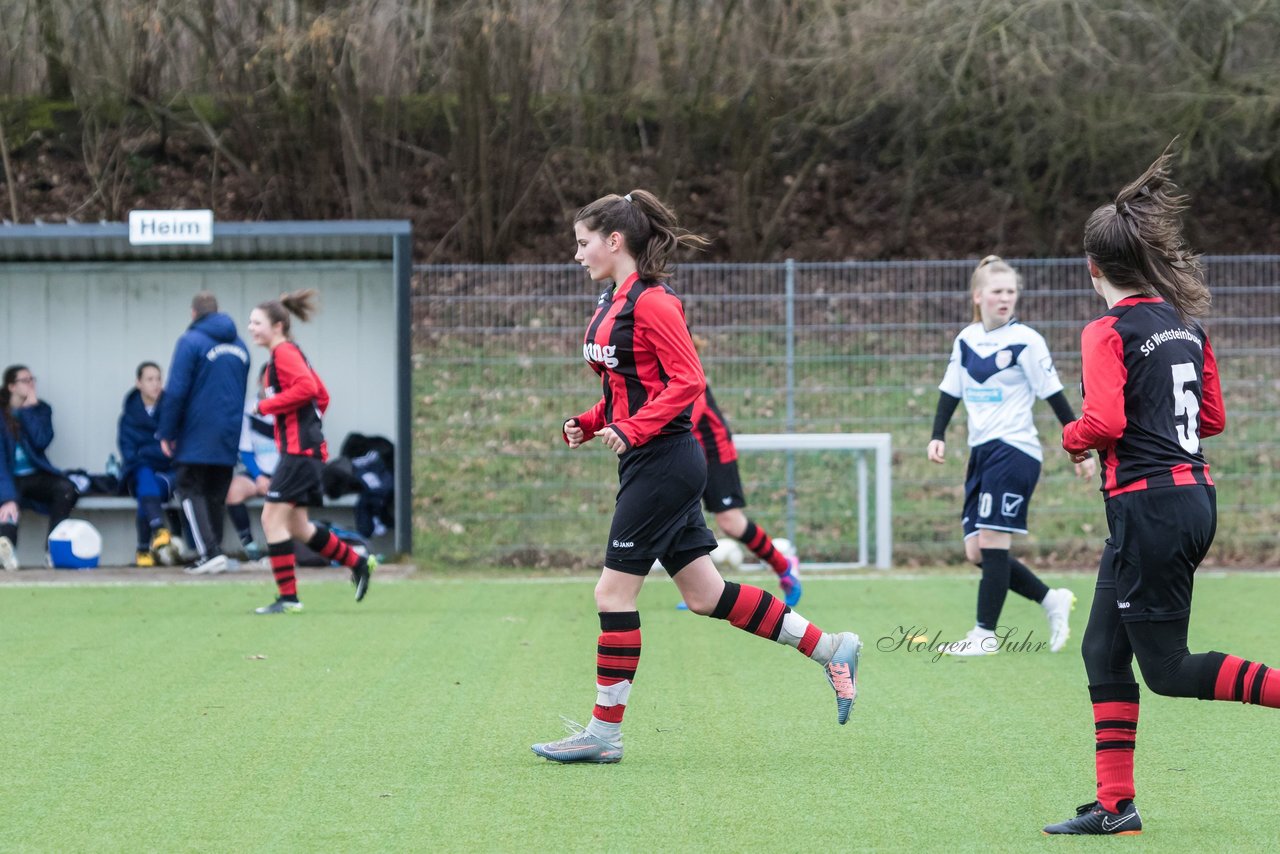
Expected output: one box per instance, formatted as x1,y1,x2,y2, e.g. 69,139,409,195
734,433,893,570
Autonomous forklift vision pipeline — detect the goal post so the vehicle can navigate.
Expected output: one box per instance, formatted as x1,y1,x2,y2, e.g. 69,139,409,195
733,433,893,570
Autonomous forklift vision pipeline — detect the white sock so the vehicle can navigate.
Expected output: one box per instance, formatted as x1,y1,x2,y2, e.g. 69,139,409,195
778,611,843,664
585,717,621,743
776,610,809,647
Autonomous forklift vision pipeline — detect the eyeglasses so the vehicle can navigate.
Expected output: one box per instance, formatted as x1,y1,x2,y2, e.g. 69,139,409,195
13,376,35,385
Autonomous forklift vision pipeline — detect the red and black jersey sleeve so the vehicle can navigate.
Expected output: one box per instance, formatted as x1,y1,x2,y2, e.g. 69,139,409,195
259,341,330,459
1063,296,1221,496
691,385,738,464
1062,316,1128,453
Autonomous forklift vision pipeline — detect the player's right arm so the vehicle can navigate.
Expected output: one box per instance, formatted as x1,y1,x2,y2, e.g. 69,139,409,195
1199,336,1226,438
929,334,964,463
1062,318,1127,455
927,393,960,463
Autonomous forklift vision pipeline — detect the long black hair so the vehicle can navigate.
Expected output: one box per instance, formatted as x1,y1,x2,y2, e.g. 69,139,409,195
1,364,28,437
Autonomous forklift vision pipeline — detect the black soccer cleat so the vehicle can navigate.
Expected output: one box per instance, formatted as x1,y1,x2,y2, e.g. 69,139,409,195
352,555,376,602
1043,800,1142,835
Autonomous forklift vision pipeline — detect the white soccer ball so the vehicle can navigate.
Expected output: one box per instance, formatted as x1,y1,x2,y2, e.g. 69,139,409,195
709,538,745,572
154,535,184,567
48,519,102,569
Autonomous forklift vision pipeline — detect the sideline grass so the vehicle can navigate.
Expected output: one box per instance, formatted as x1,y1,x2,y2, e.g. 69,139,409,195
2,572,1279,851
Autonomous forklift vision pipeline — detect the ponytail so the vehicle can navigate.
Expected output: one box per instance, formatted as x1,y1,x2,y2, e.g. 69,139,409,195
1083,140,1209,320
574,190,710,281
257,289,318,338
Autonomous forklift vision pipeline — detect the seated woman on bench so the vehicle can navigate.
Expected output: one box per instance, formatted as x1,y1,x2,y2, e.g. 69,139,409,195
0,365,80,570
117,361,179,566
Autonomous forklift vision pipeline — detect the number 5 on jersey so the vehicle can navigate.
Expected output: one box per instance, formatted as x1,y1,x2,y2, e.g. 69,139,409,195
1171,362,1200,453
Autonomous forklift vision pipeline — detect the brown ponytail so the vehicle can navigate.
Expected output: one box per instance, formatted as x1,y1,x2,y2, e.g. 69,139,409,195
574,190,710,281
1083,140,1209,320
256,289,318,338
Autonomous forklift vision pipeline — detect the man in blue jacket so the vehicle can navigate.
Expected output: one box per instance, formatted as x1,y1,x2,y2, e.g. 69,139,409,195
157,292,250,574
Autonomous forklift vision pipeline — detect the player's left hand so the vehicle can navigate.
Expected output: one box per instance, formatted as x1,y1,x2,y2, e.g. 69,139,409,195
1073,454,1097,478
600,425,627,455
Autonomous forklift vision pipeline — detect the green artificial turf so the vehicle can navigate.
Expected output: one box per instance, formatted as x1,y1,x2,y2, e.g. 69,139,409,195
1,571,1278,852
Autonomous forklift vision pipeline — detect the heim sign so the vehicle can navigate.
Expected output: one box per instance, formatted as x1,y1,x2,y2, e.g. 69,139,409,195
128,210,214,245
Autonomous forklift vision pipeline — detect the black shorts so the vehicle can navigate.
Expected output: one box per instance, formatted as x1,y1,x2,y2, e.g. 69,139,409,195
605,433,717,577
1101,485,1216,622
266,454,325,507
961,440,1040,537
702,459,746,512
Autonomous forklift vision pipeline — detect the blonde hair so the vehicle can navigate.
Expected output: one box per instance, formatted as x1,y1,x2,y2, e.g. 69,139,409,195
969,255,1020,323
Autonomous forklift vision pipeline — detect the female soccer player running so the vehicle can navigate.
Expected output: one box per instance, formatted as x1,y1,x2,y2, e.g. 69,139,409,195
246,290,374,614
929,256,1094,656
1043,146,1280,835
531,191,862,763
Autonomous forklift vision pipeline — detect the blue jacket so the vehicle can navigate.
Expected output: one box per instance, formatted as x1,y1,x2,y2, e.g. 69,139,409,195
117,388,170,482
156,312,250,466
0,402,64,505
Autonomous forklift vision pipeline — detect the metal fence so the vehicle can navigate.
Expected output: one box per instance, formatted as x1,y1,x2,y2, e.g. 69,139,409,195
413,257,1280,569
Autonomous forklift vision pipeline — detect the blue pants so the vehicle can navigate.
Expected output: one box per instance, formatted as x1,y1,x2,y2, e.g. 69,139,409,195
131,467,175,550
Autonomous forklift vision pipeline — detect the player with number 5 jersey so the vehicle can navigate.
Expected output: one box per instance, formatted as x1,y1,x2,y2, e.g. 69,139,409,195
1043,143,1280,837
1064,298,1223,495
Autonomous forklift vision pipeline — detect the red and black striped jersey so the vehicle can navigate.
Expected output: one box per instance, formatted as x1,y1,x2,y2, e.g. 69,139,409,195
1062,296,1225,497
691,384,738,464
573,272,705,450
258,340,331,460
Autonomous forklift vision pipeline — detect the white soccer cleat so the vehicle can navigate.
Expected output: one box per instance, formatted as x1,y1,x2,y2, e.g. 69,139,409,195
1042,587,1076,653
941,626,998,657
532,719,623,764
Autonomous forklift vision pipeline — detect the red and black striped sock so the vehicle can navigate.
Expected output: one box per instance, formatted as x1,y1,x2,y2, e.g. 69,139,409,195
267,540,298,600
593,611,641,725
1090,682,1139,813
1209,653,1280,707
738,521,789,575
710,581,791,641
307,524,366,570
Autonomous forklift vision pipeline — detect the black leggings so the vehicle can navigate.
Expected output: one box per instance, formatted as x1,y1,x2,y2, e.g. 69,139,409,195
0,471,79,545
1081,541,1222,699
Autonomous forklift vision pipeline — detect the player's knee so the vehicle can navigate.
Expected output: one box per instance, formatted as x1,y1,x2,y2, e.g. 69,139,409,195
1134,652,1194,698
1137,667,1180,697
683,592,718,616
1080,634,1118,683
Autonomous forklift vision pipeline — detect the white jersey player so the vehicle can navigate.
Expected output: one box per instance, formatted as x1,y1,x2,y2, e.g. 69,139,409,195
927,256,1095,657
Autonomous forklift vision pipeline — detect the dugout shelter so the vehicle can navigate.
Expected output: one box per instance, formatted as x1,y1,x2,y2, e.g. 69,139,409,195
0,220,412,566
